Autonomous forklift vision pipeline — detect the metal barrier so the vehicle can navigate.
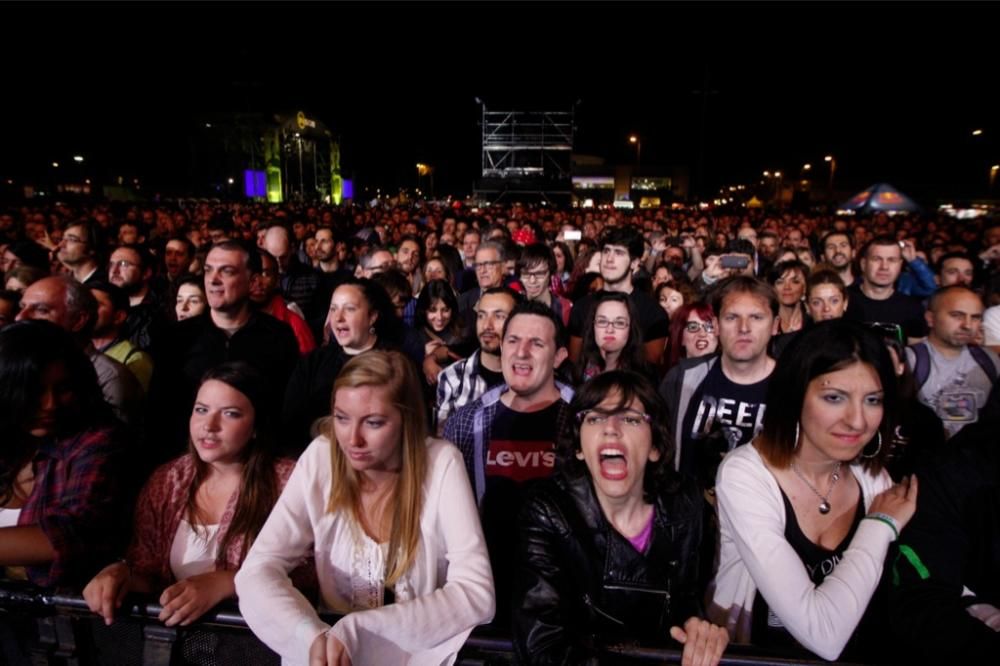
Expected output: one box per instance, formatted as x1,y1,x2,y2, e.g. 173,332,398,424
1,582,849,665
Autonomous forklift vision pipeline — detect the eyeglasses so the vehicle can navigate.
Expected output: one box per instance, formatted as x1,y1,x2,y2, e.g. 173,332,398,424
520,269,549,282
474,260,503,271
594,317,629,330
576,409,651,428
684,321,714,334
867,321,904,344
110,259,138,270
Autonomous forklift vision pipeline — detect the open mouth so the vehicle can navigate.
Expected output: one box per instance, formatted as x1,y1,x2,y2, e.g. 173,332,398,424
597,446,628,480
511,363,532,376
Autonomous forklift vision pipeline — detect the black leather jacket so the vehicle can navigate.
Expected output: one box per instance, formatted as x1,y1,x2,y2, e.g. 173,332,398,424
513,469,708,664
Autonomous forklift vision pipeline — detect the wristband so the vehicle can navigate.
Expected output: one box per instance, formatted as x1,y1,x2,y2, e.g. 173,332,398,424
864,512,900,540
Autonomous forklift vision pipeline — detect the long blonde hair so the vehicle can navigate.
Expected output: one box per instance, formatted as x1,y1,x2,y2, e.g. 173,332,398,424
327,350,428,586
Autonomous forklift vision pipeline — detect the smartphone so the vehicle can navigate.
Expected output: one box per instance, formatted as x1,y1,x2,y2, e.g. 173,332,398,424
720,254,751,269
563,230,582,241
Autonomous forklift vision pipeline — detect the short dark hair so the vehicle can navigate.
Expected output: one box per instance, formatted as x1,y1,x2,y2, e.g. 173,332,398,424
558,370,679,499
766,259,808,287
860,235,902,261
501,299,567,349
89,280,130,313
820,230,853,251
756,320,896,472
209,240,262,275
517,243,557,275
599,226,644,260
711,275,779,318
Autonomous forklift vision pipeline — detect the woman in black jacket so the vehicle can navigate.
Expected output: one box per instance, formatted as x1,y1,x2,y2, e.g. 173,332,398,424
513,370,727,664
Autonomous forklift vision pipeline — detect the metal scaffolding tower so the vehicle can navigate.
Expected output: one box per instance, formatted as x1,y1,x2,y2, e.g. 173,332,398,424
474,103,575,205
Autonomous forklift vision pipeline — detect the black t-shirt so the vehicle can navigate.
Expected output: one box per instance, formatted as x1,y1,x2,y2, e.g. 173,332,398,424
569,289,670,342
679,361,770,487
481,400,563,627
844,285,928,339
477,362,505,389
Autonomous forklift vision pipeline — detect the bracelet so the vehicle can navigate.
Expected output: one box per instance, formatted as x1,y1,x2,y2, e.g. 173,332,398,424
864,512,900,540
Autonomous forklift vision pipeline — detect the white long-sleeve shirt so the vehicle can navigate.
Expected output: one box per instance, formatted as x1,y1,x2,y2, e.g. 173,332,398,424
235,436,495,665
710,443,894,661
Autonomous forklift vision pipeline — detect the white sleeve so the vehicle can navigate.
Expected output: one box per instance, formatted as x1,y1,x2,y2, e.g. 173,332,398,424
715,453,895,661
982,306,1000,346
235,438,329,666
328,442,495,661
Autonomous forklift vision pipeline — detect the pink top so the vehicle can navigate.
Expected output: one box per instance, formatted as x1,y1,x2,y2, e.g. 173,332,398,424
626,512,655,554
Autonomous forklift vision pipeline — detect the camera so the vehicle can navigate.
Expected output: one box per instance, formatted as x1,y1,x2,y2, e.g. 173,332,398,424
720,254,751,270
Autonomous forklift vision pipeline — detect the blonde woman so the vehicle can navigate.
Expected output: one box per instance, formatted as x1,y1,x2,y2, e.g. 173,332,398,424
236,351,494,665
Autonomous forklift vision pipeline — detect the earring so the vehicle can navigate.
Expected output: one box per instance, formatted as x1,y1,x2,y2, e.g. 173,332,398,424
794,422,801,450
860,431,882,459
369,326,376,335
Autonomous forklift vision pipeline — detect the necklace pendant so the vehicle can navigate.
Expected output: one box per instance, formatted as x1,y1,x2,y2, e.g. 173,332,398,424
819,501,831,515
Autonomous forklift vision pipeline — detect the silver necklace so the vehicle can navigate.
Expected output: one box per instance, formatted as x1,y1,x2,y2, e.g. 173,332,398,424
791,461,842,515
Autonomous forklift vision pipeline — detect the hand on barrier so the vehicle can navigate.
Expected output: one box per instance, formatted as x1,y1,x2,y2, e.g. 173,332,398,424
83,561,130,625
158,570,235,627
669,616,728,666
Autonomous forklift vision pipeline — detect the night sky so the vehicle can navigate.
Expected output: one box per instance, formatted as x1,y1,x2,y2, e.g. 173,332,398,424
2,3,996,203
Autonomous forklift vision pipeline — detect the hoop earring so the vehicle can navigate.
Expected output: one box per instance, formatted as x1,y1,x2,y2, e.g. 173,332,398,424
860,431,882,459
794,422,800,450
369,326,376,335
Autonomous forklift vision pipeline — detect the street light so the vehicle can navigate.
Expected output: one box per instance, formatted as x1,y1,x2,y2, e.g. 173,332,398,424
73,155,84,163
629,135,641,169
991,164,999,192
824,155,837,200
972,129,984,137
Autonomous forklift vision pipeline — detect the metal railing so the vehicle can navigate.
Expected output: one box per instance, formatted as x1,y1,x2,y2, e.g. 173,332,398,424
1,582,852,665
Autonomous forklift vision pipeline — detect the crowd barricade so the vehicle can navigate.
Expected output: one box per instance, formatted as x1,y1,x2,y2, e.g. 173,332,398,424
1,580,857,665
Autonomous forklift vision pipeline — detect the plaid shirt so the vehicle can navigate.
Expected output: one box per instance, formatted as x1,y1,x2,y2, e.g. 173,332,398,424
442,381,575,504
435,350,489,433
19,426,127,587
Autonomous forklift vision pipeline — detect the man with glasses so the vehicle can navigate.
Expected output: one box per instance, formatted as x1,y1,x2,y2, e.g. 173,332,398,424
568,227,669,366
660,276,778,487
458,241,508,329
57,221,103,284
517,243,571,325
107,244,167,355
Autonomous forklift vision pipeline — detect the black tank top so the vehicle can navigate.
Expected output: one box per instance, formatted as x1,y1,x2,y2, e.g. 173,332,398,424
751,482,865,655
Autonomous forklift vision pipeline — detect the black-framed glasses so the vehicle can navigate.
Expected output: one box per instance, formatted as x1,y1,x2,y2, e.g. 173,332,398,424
867,321,904,344
684,321,714,334
520,269,550,282
594,317,629,330
474,260,503,271
575,409,651,428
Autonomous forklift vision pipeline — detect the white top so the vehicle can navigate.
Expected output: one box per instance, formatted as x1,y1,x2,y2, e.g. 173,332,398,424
983,305,1000,346
169,519,221,581
235,436,495,666
710,443,894,661
0,507,21,529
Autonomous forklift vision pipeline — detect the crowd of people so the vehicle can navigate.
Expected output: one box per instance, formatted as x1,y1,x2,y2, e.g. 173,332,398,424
2,197,1000,664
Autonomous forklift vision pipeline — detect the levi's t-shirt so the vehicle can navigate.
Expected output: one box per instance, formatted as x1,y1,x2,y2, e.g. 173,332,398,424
480,400,562,627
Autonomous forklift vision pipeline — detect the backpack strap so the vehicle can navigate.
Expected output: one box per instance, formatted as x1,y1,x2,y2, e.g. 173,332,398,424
968,346,998,384
910,341,931,390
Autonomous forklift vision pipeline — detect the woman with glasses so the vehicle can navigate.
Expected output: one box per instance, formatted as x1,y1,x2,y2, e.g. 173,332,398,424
574,292,652,384
710,321,918,661
666,301,719,369
514,370,728,664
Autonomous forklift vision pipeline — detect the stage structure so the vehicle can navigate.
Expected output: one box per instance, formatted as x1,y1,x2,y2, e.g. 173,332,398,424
474,103,575,205
194,111,343,204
